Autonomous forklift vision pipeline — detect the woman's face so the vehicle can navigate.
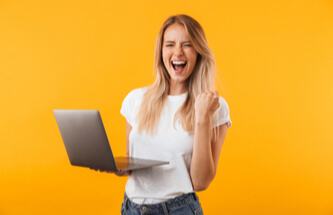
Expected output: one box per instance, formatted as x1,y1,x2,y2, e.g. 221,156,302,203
162,23,198,86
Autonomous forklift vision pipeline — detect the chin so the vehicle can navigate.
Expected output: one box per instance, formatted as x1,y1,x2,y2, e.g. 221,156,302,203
170,74,187,83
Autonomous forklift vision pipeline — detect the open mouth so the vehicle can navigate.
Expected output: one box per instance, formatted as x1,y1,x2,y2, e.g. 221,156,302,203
171,60,187,73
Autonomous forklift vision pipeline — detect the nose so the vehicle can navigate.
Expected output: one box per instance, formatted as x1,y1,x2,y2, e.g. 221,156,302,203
174,44,184,56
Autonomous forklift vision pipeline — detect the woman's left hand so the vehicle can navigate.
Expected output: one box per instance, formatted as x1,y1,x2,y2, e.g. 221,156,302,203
194,91,220,123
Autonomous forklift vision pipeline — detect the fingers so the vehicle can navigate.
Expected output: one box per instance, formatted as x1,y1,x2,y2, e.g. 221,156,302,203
214,90,219,97
209,91,220,112
212,99,220,111
115,170,132,177
88,168,131,176
205,90,219,97
196,90,218,97
207,91,219,103
115,171,124,176
194,90,221,120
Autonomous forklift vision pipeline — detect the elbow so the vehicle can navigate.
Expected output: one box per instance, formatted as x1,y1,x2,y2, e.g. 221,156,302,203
193,182,209,192
192,173,216,192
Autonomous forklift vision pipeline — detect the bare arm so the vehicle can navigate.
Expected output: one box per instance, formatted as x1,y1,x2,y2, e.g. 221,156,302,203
190,122,228,191
190,92,229,191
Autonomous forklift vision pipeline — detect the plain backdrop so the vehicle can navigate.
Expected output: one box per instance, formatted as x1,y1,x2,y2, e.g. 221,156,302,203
0,0,333,214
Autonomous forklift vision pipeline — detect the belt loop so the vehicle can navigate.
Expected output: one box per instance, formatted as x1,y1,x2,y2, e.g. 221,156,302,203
185,192,195,204
161,202,169,215
124,193,129,210
192,192,198,201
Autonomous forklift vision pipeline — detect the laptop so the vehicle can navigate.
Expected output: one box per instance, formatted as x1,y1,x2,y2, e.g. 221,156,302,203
54,109,169,172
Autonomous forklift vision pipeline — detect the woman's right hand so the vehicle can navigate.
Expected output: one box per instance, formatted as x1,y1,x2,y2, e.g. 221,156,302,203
115,170,132,176
89,168,132,176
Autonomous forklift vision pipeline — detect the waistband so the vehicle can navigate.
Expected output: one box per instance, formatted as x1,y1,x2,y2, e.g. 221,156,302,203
123,192,199,211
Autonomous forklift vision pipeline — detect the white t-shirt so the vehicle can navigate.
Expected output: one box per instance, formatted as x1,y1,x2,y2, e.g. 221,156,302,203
120,87,231,204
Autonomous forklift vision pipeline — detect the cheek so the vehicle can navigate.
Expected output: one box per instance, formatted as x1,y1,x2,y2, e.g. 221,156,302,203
185,49,197,61
162,49,170,65
187,53,198,67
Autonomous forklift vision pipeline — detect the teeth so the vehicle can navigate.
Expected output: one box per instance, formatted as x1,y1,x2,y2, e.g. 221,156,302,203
172,60,186,65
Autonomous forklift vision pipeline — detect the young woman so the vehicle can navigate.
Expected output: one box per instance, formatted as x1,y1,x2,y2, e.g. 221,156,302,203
119,14,231,215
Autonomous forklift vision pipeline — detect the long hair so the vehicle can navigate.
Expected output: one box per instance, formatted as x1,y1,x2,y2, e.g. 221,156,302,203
137,14,217,135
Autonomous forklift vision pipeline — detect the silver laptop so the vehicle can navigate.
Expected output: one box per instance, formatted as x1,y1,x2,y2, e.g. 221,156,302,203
54,110,169,172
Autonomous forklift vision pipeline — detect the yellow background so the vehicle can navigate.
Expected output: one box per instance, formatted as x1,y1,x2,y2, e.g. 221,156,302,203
1,0,332,214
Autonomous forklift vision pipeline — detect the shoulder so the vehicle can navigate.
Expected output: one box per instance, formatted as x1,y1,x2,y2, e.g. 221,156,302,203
120,87,148,126
218,96,230,110
123,87,148,102
213,96,232,128
125,87,147,98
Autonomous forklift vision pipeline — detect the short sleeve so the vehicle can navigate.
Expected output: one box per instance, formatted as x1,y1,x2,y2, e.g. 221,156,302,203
213,97,232,128
120,89,141,126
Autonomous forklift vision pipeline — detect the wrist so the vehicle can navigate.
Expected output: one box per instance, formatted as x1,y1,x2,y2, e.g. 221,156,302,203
195,113,212,124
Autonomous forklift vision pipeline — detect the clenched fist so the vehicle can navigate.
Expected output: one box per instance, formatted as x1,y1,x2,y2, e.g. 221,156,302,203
194,91,220,123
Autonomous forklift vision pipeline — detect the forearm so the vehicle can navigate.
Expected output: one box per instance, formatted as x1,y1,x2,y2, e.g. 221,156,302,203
190,117,215,191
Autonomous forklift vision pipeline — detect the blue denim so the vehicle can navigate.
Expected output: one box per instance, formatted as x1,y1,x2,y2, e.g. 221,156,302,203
121,192,203,215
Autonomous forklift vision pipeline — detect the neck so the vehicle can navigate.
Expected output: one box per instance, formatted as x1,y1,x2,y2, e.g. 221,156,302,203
169,81,187,95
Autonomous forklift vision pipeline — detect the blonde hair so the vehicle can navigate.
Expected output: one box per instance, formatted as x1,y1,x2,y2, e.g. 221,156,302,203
137,14,217,136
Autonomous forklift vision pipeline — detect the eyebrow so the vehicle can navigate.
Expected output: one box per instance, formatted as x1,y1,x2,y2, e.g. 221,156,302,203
164,40,191,43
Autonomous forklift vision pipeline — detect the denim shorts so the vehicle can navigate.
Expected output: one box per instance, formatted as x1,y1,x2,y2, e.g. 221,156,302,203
121,192,203,215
